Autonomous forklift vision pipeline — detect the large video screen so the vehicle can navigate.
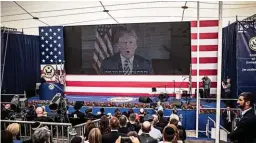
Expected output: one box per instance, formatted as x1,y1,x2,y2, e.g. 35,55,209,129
64,22,191,75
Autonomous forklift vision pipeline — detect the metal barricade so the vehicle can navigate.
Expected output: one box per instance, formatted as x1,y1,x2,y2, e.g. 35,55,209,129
73,118,102,137
1,120,72,143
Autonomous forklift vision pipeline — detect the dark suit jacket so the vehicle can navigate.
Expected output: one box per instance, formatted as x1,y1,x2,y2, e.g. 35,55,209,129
100,53,153,75
118,127,129,134
156,117,169,132
222,110,235,123
228,108,256,143
139,133,158,143
102,131,127,143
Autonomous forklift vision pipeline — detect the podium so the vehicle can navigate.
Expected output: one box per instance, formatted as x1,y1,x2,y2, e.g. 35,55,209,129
39,83,64,100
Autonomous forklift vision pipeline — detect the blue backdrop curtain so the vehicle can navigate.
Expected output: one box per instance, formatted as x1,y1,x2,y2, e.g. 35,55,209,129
1,33,40,95
222,23,238,99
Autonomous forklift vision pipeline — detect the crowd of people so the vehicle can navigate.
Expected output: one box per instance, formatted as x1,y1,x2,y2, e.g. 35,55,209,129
1,102,186,143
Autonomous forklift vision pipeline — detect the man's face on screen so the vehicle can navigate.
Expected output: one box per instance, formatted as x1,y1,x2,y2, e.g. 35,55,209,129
118,34,137,59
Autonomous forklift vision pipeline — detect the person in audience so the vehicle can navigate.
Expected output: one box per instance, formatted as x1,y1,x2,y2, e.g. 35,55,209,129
169,118,186,142
160,124,182,143
228,92,256,143
85,108,96,119
138,114,162,141
6,123,20,140
84,120,96,140
169,110,181,125
34,106,53,122
114,109,122,119
70,102,85,119
155,101,163,112
122,111,128,118
138,121,157,143
102,117,127,143
1,130,13,143
115,136,141,143
99,115,111,135
1,104,12,119
222,106,235,132
152,114,162,132
96,107,106,119
71,136,84,143
127,131,139,138
118,115,129,134
139,108,145,123
127,113,140,132
156,110,168,132
127,108,134,118
88,128,102,143
32,126,51,143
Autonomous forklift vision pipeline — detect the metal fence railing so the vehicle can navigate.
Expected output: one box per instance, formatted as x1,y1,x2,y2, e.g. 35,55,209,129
1,120,72,143
73,118,103,136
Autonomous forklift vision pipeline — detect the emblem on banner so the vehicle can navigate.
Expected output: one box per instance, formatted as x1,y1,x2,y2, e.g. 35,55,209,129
48,84,55,90
108,97,135,103
249,36,256,51
42,65,55,79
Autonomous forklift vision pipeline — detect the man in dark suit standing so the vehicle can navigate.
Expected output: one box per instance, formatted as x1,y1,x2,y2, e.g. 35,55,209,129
100,29,153,75
102,117,126,143
228,92,256,143
222,106,235,132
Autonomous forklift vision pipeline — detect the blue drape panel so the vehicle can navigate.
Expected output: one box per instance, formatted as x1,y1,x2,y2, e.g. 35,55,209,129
1,33,40,94
222,23,238,98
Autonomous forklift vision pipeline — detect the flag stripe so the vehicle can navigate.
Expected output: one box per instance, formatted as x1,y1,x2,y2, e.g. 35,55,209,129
191,27,218,33
191,45,218,51
65,87,217,94
191,51,217,57
66,75,217,82
191,33,218,39
190,20,218,27
191,39,218,45
191,57,218,63
191,70,217,75
66,81,217,88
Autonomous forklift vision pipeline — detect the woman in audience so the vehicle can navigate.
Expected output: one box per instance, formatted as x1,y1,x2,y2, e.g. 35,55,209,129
84,120,96,140
87,128,102,143
169,118,186,142
6,123,20,140
99,115,111,135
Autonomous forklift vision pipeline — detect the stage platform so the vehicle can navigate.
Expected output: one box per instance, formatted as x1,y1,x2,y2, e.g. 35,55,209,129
28,95,225,131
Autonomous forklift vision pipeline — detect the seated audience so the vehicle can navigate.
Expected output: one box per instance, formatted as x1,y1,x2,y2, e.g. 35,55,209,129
7,123,20,140
138,114,162,141
71,136,84,143
127,113,140,132
160,124,182,143
118,115,129,134
84,120,96,140
87,128,102,143
169,118,186,142
85,108,96,119
102,117,127,143
138,121,157,143
34,107,53,122
156,110,168,132
32,126,51,143
99,115,111,135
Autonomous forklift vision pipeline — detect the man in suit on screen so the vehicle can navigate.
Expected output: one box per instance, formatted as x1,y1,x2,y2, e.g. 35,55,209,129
100,29,153,75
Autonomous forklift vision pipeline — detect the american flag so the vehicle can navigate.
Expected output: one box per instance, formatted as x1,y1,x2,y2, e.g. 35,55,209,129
39,26,65,82
65,20,219,97
93,24,125,73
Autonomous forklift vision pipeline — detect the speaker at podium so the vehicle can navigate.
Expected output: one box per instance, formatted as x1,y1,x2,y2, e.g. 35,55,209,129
39,83,64,100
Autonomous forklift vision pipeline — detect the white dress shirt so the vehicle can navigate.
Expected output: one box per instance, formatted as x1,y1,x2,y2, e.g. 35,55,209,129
138,126,162,141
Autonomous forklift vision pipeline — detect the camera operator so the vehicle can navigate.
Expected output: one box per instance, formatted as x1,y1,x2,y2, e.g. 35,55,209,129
202,76,211,100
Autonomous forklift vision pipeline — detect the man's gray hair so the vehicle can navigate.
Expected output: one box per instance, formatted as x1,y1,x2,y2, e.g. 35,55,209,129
32,126,51,143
